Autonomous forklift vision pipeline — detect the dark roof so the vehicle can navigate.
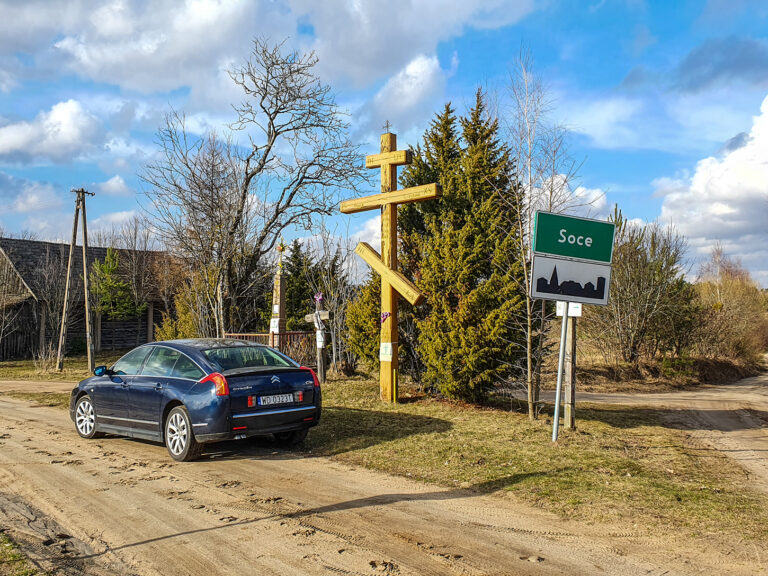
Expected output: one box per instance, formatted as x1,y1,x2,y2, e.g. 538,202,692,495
0,237,167,302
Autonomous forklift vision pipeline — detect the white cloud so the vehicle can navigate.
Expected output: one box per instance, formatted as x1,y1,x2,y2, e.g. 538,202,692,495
52,0,293,100
0,69,15,93
559,87,764,154
0,1,89,52
91,210,138,229
365,54,447,136
658,94,768,286
3,1,536,121
0,173,70,239
0,100,101,163
95,175,133,197
5,182,63,215
558,95,647,150
571,185,608,216
292,0,536,87
528,174,609,219
351,214,382,251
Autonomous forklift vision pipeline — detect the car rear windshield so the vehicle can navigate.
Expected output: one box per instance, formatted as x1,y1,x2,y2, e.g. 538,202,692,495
202,346,295,372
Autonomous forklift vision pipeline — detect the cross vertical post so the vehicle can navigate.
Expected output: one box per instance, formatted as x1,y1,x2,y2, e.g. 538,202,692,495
380,132,398,403
340,131,440,403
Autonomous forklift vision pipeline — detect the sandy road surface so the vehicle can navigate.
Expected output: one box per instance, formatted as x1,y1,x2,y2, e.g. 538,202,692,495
0,380,765,575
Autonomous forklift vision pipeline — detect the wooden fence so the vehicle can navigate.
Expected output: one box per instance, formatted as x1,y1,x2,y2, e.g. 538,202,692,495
224,331,316,368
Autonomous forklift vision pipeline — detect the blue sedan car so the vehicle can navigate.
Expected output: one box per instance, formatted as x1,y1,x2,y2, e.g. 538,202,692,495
69,339,321,461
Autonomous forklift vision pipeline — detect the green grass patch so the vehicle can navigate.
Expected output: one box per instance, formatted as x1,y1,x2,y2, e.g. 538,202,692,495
0,533,38,576
0,350,128,382
8,374,768,542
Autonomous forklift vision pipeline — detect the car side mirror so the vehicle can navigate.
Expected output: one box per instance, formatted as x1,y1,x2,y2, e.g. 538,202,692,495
94,365,108,377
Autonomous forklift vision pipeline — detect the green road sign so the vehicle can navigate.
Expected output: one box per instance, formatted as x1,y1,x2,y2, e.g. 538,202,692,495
533,212,615,264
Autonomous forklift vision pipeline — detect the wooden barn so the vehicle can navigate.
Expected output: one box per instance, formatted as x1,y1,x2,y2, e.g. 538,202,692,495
0,237,169,360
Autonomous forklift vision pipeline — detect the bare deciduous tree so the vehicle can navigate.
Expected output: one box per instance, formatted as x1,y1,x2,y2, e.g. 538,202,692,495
582,210,688,366
303,221,360,374
143,38,364,336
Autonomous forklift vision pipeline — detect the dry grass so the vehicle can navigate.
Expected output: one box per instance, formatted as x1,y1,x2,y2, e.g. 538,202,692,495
308,375,768,541
0,350,128,382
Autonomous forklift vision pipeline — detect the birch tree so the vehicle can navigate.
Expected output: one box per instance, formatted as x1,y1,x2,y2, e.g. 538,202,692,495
499,49,597,419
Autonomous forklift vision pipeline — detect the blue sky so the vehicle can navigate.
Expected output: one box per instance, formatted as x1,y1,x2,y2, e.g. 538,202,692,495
0,0,767,285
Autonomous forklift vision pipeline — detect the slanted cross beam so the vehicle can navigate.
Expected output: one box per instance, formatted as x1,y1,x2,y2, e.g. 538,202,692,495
340,132,440,403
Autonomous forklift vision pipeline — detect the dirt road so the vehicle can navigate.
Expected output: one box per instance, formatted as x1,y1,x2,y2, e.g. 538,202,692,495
0,380,765,575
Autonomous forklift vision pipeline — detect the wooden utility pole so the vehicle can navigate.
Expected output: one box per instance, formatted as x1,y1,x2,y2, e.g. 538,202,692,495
56,188,95,372
56,195,80,371
340,131,440,403
269,240,287,349
79,189,95,372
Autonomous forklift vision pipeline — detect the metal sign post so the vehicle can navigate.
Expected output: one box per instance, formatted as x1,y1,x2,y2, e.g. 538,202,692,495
552,301,569,442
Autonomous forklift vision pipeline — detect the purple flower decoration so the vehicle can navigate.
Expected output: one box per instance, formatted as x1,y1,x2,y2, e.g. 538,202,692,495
381,312,391,324
314,292,324,303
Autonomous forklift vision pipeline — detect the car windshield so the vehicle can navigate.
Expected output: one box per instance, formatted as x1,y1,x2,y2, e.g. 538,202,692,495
203,346,295,372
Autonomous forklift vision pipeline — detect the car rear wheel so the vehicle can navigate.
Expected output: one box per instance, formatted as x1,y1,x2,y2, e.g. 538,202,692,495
165,406,203,462
74,395,103,439
274,428,308,446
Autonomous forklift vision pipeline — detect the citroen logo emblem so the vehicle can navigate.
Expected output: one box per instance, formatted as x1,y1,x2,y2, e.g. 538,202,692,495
271,375,280,384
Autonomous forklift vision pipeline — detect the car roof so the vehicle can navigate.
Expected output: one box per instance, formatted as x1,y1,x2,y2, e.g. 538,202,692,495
155,338,266,351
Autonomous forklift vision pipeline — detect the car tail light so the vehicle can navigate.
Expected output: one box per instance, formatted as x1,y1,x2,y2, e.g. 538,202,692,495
301,367,320,388
201,372,229,396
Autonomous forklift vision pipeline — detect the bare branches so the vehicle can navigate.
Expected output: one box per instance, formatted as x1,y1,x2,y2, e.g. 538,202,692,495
142,38,364,335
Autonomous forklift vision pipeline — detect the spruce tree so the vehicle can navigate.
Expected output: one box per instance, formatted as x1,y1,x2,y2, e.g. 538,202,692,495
414,89,526,401
345,270,381,368
283,240,315,330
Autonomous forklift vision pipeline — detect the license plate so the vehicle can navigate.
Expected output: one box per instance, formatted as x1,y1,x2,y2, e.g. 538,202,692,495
257,393,294,406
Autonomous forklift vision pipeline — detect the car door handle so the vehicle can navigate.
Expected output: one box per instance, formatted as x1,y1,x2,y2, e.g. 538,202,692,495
121,383,128,388
154,384,163,391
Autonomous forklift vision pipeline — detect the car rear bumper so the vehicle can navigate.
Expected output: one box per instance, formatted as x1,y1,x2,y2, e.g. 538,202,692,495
195,404,320,443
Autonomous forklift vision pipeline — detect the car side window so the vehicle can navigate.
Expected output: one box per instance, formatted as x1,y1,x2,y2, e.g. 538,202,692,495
112,346,152,376
141,347,181,377
172,354,205,380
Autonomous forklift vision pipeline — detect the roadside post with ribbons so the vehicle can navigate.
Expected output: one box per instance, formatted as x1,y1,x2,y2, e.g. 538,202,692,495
304,292,329,384
530,212,616,441
340,131,441,403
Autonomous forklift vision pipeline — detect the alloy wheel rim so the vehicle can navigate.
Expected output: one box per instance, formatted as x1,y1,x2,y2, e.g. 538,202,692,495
167,412,187,455
76,399,94,435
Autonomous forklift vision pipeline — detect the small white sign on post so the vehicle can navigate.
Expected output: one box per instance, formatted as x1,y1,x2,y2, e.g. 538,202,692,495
269,317,280,333
316,330,325,349
379,342,393,362
556,301,582,317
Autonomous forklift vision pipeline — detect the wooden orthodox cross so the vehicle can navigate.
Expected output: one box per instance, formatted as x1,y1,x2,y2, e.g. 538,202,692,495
340,132,440,402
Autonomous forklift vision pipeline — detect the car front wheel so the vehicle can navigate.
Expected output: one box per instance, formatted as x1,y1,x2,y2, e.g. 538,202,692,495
165,406,203,462
74,395,103,439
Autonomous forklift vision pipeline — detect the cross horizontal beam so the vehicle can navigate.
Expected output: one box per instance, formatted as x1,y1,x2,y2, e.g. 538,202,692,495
339,183,441,214
365,150,412,169
355,242,425,306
